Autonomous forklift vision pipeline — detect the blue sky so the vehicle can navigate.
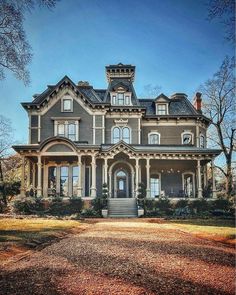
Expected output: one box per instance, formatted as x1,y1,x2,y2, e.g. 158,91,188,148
0,0,233,144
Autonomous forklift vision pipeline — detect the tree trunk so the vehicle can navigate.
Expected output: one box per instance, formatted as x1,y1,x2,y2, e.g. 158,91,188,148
226,162,233,196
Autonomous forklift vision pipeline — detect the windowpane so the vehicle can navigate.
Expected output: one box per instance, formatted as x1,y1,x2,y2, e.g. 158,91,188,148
125,96,130,105
58,124,65,137
157,104,167,115
68,123,76,141
150,177,159,198
48,167,57,190
183,133,192,144
63,99,72,111
60,166,69,196
72,166,79,196
184,174,193,197
149,134,159,144
112,95,116,105
113,127,120,143
117,93,124,105
200,135,205,148
122,127,130,143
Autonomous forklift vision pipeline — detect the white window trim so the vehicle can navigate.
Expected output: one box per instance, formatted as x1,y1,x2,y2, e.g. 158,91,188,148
111,125,132,144
61,96,73,112
54,120,79,141
182,171,195,197
181,131,194,145
156,103,169,115
148,132,161,144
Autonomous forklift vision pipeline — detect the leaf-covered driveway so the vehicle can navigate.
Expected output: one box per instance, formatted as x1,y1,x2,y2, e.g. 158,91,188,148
0,220,235,295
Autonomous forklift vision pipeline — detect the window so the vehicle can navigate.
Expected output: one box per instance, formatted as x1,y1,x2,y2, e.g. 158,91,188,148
72,167,79,196
68,123,76,141
112,95,116,105
148,132,160,144
60,166,69,197
200,134,205,148
150,176,160,198
157,104,167,115
62,96,73,112
117,93,124,105
122,127,130,144
48,167,57,190
182,132,193,145
112,126,131,143
183,173,194,197
125,96,130,105
55,121,78,141
113,127,120,143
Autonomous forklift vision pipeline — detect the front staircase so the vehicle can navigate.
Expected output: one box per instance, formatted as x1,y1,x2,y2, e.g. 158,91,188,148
108,198,138,218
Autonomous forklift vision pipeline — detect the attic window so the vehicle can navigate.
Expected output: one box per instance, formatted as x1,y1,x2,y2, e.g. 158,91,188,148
62,96,73,112
156,104,167,115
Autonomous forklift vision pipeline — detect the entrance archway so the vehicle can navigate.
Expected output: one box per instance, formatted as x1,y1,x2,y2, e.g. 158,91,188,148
114,169,128,198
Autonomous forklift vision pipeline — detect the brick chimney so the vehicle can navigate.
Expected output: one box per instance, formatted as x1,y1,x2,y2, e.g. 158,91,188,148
193,92,202,113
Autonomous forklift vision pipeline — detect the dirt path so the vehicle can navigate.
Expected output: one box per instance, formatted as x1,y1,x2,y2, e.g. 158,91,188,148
0,219,235,295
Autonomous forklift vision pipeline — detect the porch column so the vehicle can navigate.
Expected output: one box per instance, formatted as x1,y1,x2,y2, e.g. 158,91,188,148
77,155,82,198
26,159,31,189
131,172,135,198
135,158,139,197
108,171,112,198
90,155,97,198
20,155,25,197
32,163,36,189
104,158,108,185
146,158,151,198
197,160,202,198
211,159,217,198
37,155,42,197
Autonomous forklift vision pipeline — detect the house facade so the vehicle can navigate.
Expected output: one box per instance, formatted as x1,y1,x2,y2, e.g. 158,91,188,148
13,63,221,210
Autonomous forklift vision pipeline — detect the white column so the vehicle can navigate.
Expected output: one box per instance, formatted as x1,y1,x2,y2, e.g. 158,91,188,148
37,156,42,197
135,158,139,197
211,159,216,198
20,156,25,197
109,172,112,198
26,159,30,189
146,158,151,198
90,155,97,198
197,160,202,198
32,163,36,189
104,158,108,185
77,156,82,197
43,164,48,197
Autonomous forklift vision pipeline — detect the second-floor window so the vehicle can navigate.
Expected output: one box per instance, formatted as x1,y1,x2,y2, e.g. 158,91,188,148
182,132,194,145
111,92,131,106
55,120,78,141
148,132,160,144
200,134,205,148
112,126,131,144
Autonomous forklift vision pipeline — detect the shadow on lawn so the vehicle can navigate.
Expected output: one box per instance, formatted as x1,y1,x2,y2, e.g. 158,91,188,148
164,218,235,227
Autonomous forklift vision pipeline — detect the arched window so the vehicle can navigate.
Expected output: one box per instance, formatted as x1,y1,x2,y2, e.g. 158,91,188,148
113,127,120,143
148,132,160,144
200,134,205,148
122,127,130,143
182,131,194,145
112,126,131,143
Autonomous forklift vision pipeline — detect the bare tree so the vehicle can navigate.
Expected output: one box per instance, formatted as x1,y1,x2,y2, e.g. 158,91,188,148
200,56,236,195
0,0,58,85
208,0,235,46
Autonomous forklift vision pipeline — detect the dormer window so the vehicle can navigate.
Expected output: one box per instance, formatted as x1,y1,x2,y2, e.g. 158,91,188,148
110,89,131,106
157,104,167,115
61,96,73,112
200,134,205,148
117,93,124,105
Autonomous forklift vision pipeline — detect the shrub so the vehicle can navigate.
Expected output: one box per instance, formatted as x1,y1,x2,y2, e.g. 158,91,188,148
212,197,232,211
189,199,209,213
144,199,156,211
13,198,32,214
67,196,83,214
91,197,104,214
174,199,189,209
155,198,173,215
81,208,100,217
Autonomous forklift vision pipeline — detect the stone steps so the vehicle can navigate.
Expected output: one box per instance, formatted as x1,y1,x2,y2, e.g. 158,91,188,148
108,198,137,218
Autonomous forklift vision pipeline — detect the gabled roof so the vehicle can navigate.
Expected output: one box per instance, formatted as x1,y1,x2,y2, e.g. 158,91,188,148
154,93,170,102
22,75,108,110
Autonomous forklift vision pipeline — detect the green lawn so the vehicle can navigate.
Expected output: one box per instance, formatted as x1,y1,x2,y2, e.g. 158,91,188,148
164,219,235,242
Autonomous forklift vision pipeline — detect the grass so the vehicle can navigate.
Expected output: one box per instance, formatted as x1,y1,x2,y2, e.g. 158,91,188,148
0,218,82,263
163,218,236,243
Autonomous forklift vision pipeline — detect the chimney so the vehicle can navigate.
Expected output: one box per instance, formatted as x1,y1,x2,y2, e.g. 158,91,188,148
193,92,202,113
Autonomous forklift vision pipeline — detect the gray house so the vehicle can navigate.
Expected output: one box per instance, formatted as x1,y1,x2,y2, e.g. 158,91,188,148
13,63,220,216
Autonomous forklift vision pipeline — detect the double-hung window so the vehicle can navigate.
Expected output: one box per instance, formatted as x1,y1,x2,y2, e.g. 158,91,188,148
157,104,167,115
55,120,78,141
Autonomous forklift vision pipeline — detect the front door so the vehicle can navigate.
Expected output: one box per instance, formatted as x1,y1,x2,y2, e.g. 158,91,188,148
115,170,128,198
